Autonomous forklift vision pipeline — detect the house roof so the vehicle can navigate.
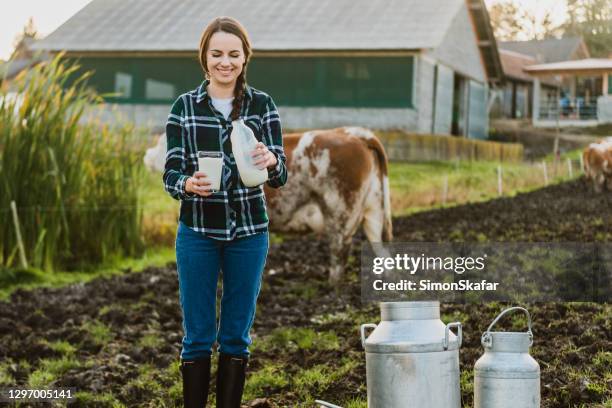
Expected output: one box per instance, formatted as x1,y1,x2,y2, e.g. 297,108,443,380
499,37,588,63
500,49,537,81
524,58,612,75
500,49,559,86
31,0,467,52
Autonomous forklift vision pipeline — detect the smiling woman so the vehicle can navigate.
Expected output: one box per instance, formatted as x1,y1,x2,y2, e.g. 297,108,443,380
162,16,288,408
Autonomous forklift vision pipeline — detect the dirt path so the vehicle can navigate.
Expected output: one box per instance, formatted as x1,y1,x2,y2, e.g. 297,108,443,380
0,179,610,407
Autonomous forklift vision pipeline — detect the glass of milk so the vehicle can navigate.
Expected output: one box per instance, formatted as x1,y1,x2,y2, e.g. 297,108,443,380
197,151,223,192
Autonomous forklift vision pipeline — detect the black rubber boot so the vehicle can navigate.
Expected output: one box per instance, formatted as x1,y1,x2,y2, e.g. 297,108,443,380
181,356,211,408
216,353,248,408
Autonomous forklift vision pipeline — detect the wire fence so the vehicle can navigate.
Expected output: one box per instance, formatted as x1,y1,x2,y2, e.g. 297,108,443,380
435,157,584,206
0,204,162,213
1,157,586,215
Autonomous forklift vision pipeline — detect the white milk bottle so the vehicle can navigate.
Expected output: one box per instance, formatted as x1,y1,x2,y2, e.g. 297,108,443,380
230,119,268,187
197,151,223,191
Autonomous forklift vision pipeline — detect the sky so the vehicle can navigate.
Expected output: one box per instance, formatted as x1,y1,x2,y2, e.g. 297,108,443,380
0,0,93,61
1,0,569,62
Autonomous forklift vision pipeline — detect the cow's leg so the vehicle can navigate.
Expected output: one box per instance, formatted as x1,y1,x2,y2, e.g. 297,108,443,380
363,205,384,242
328,234,353,285
606,176,612,191
594,174,604,193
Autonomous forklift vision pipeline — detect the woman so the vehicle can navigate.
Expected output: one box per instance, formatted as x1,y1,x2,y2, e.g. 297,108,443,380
163,16,288,408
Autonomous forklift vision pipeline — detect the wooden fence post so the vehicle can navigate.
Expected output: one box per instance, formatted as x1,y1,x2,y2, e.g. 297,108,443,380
542,161,549,185
10,201,29,269
497,165,503,196
442,175,449,205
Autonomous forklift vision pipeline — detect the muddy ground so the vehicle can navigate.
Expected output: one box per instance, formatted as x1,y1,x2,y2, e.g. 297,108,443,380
0,179,610,407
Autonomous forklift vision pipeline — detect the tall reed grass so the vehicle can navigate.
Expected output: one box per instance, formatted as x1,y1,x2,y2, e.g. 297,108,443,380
0,54,144,271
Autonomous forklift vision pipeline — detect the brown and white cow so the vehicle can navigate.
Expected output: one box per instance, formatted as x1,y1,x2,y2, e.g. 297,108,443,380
583,138,612,192
264,127,392,283
147,126,393,282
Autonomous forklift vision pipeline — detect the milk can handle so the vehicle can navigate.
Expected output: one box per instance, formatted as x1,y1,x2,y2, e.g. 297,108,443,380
443,322,462,350
482,307,533,348
360,323,377,348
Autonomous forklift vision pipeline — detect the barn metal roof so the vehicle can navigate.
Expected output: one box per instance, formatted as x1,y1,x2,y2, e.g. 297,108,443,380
32,0,465,52
499,37,588,63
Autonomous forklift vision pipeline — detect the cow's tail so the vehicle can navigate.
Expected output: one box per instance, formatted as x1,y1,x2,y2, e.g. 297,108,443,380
363,135,393,242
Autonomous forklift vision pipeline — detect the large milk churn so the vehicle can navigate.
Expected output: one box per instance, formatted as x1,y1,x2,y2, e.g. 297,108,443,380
474,307,540,408
360,301,462,408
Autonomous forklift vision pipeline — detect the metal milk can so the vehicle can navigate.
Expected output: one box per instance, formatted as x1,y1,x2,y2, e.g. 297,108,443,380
361,301,462,408
474,307,540,408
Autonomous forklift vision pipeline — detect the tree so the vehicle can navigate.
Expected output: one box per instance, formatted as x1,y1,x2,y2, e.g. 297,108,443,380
523,10,560,40
489,1,524,41
489,0,561,41
561,0,612,57
10,17,39,61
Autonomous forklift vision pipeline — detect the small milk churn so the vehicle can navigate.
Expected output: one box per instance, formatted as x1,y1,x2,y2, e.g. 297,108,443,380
474,307,540,408
361,301,462,408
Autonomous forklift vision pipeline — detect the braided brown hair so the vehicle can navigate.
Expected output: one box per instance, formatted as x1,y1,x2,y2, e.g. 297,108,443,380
198,17,252,121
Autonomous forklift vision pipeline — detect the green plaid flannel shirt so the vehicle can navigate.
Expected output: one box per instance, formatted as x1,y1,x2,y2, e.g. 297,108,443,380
163,80,288,240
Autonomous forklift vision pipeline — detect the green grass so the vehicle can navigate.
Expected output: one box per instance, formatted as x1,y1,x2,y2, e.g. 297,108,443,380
388,156,581,216
81,320,112,347
293,358,359,402
294,364,332,399
42,339,77,356
0,360,14,386
592,351,612,370
0,245,175,301
243,364,289,400
125,363,163,395
460,369,474,397
138,333,165,349
74,391,127,407
252,327,339,353
27,356,81,388
344,398,368,408
119,362,184,407
141,169,178,219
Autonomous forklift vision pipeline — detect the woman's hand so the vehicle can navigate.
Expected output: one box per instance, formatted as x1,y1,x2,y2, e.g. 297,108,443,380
186,171,214,197
251,142,277,170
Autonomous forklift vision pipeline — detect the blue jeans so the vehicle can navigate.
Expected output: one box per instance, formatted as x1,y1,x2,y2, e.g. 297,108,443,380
175,221,269,360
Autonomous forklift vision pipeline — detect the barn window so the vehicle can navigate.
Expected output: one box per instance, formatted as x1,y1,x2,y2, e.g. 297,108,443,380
114,72,132,99
248,56,414,108
145,78,175,100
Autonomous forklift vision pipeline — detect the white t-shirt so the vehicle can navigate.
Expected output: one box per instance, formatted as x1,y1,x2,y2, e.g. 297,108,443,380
210,97,234,120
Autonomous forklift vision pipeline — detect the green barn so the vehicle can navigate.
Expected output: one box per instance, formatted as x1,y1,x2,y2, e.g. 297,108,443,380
32,0,502,138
